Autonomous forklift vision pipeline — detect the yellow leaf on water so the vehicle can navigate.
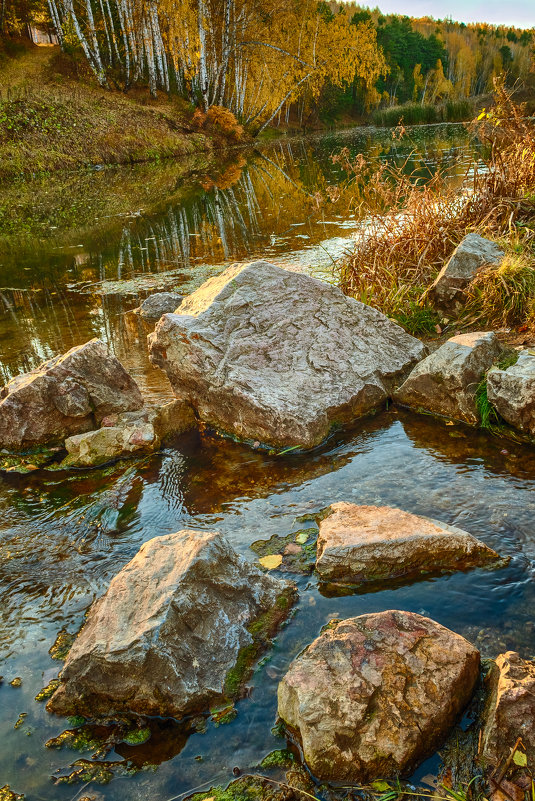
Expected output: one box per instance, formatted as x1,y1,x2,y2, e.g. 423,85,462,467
259,554,283,570
513,750,527,767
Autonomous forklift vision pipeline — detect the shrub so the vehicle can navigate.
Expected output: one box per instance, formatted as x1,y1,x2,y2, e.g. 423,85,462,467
192,105,244,142
465,253,535,328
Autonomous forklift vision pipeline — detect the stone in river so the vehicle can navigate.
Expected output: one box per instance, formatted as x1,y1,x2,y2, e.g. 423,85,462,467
148,261,425,449
277,610,480,783
139,292,184,322
394,331,503,425
480,651,535,770
315,502,502,584
0,339,143,451
47,529,295,718
487,350,535,436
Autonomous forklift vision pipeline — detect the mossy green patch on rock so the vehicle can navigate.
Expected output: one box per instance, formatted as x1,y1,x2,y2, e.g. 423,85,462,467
210,704,238,727
260,749,296,769
0,786,24,801
122,726,151,745
35,679,60,702
0,447,58,474
224,585,297,701
251,529,318,574
49,629,75,661
187,773,311,801
45,725,107,754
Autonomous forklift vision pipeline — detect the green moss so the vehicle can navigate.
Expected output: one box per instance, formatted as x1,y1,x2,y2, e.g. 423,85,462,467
45,726,104,753
54,760,114,785
0,786,25,801
13,713,27,730
188,775,303,801
49,629,75,660
67,715,86,727
250,529,318,574
223,585,297,701
260,749,295,769
122,726,151,746
35,679,60,702
210,705,238,727
496,349,520,370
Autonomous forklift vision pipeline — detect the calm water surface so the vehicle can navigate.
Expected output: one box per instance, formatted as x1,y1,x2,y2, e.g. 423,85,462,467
2,124,534,800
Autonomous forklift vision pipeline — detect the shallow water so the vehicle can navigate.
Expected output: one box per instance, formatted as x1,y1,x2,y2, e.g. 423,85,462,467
2,124,533,800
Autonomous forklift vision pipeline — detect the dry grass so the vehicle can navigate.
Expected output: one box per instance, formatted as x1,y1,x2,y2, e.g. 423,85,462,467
338,78,535,331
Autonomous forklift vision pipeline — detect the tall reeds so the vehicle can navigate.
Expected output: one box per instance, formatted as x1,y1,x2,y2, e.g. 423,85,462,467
338,78,535,330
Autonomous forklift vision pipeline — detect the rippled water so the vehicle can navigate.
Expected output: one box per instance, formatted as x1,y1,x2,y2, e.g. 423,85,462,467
2,124,532,801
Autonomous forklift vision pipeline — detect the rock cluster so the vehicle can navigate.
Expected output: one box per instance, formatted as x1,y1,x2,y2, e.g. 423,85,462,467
277,610,480,782
149,261,425,449
48,529,293,718
0,339,143,451
315,502,501,584
62,400,195,467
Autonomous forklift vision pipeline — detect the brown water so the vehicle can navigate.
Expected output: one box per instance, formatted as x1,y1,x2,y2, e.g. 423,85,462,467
2,124,534,801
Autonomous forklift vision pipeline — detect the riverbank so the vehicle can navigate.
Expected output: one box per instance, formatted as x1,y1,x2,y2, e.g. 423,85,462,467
0,44,237,180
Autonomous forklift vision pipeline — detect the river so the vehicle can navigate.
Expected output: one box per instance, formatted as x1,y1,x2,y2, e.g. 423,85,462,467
1,124,534,800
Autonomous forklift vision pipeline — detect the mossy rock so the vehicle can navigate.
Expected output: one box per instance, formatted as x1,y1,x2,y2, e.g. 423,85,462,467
251,529,318,574
0,786,24,801
187,773,309,801
49,629,75,661
35,679,60,702
260,749,296,769
46,724,108,755
223,585,297,702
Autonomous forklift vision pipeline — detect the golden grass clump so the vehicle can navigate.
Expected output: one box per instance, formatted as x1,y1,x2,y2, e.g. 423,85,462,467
338,77,535,330
464,251,535,329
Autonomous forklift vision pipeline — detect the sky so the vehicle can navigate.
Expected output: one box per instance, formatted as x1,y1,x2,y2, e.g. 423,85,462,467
364,0,535,28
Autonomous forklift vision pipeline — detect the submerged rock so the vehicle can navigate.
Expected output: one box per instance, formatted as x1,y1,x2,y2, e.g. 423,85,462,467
0,339,143,451
430,234,504,310
148,262,425,449
481,651,535,770
487,350,535,436
315,502,502,584
395,331,503,424
47,529,294,718
139,292,184,322
278,611,480,783
61,400,195,467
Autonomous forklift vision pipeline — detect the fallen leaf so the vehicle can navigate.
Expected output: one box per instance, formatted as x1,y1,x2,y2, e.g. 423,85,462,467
513,751,527,767
295,532,309,544
259,554,283,570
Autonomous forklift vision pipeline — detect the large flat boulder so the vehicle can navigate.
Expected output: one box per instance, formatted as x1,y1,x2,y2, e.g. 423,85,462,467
0,339,143,451
61,400,196,467
277,611,480,783
47,529,294,719
481,651,535,771
148,262,425,449
430,234,504,310
394,331,502,424
315,503,501,584
487,350,535,435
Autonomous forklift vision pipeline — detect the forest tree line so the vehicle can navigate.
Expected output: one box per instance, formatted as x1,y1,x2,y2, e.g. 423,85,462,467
1,0,534,129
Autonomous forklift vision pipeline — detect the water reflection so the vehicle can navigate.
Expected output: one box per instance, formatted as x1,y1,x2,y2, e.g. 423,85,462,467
0,124,474,381
1,405,535,798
